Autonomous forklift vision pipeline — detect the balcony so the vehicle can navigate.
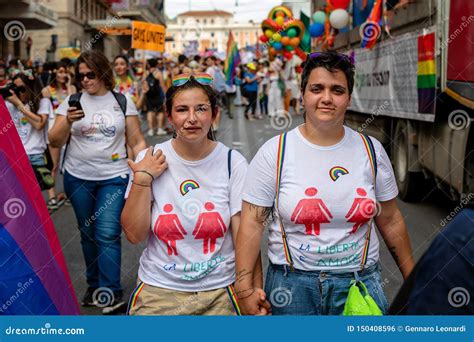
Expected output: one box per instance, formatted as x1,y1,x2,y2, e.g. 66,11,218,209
0,0,57,29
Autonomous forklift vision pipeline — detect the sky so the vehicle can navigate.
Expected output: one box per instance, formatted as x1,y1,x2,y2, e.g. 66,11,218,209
165,0,284,23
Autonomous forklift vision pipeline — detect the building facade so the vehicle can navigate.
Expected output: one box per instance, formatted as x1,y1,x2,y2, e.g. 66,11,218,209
165,10,261,55
7,0,165,62
0,0,58,60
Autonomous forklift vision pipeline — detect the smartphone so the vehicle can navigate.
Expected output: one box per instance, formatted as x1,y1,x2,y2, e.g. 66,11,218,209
68,98,83,111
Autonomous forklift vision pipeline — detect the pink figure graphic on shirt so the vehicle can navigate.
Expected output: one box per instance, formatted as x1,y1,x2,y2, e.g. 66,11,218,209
290,187,333,236
192,202,227,254
153,204,187,256
345,188,376,234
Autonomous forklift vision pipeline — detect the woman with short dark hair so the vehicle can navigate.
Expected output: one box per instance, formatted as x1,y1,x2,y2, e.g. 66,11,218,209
235,52,414,315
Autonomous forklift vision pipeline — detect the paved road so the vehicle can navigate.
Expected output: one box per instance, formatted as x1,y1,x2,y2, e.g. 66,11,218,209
48,106,455,314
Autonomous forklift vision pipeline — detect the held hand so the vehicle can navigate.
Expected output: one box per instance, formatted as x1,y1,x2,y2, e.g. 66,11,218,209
237,287,272,315
66,107,85,123
128,146,168,184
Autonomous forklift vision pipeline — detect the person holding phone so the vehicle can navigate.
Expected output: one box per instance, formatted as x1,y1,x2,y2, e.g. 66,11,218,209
41,61,77,210
49,50,147,315
5,73,55,195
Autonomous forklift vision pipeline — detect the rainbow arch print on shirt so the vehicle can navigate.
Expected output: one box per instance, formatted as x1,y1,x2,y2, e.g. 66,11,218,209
329,166,349,182
180,179,200,196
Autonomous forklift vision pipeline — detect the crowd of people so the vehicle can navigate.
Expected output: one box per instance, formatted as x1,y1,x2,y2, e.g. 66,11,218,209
6,49,465,318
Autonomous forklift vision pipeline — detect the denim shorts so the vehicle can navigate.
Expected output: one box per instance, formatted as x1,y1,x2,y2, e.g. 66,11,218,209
264,262,389,315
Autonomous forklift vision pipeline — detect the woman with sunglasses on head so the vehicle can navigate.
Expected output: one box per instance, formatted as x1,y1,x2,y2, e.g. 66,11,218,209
121,72,264,315
235,52,415,315
49,50,147,315
41,61,77,210
5,73,57,198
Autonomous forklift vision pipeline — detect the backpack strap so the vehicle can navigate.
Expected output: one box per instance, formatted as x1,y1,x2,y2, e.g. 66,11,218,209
111,91,127,116
358,132,378,269
275,132,294,270
60,93,82,173
227,149,232,179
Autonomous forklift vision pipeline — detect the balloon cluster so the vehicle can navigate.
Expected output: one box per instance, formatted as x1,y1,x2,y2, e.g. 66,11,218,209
259,6,307,61
309,0,351,39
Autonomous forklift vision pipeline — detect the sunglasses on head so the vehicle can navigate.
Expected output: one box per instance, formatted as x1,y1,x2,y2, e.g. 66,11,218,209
172,72,213,87
78,72,97,81
308,52,354,64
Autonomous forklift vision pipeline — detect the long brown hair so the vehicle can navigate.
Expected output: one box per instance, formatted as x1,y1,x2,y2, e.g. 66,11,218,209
75,50,115,90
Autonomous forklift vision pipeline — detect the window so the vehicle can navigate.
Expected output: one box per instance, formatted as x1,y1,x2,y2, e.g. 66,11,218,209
204,19,207,24
211,19,214,24
197,19,200,23
211,32,214,37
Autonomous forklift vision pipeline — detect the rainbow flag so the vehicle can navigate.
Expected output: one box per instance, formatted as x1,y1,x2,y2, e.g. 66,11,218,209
224,31,240,86
417,32,436,114
0,98,79,315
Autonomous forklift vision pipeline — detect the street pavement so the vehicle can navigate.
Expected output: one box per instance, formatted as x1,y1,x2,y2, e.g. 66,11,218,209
47,105,455,315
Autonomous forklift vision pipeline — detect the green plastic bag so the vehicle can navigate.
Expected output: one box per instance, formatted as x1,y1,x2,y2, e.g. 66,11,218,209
342,280,383,316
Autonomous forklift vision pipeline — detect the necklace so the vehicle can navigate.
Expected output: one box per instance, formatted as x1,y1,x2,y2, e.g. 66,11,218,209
49,84,68,110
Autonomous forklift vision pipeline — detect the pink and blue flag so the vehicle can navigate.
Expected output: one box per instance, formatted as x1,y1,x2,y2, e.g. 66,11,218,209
0,98,79,315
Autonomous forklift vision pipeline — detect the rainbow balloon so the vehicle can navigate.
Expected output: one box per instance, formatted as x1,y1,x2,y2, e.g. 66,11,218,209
329,166,349,181
0,98,79,315
180,180,200,196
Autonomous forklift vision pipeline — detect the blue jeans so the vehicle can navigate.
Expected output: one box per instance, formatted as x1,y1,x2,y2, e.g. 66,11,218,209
264,262,389,315
64,171,129,294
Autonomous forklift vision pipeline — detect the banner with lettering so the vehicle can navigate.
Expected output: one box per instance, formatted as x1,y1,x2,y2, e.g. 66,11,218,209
131,21,166,52
349,27,436,122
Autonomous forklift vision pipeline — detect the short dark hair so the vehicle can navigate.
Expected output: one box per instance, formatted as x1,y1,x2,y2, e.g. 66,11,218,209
301,52,355,95
76,50,115,90
178,54,187,64
147,58,158,68
165,77,218,141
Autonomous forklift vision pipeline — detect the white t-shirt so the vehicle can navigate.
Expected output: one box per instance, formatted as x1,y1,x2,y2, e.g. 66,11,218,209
125,140,248,292
7,101,48,155
56,91,138,180
242,125,398,272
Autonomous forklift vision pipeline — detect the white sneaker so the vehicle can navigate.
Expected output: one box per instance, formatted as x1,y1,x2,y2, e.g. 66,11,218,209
157,128,167,136
147,129,155,137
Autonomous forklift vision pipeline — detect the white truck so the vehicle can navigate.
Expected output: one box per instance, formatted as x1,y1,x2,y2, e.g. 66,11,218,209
314,0,473,201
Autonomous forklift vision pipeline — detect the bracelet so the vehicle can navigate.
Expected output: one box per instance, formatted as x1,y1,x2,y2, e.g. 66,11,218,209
135,170,154,181
132,181,151,187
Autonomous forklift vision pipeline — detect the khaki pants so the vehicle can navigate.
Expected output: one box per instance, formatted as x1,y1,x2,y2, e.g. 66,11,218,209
127,279,238,316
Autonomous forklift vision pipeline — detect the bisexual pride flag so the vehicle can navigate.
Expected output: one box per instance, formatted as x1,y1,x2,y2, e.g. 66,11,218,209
0,98,79,314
